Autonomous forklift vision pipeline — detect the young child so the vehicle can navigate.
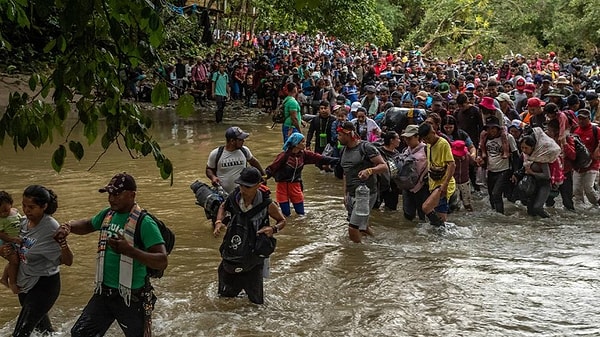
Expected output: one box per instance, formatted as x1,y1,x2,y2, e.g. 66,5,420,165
451,141,474,211
0,191,22,294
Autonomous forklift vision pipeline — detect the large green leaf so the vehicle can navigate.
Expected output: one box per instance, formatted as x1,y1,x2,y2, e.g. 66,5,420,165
51,145,67,173
68,140,84,161
151,82,170,106
176,94,195,118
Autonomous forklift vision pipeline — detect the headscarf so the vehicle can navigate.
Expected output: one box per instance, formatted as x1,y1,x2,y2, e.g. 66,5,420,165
283,132,305,151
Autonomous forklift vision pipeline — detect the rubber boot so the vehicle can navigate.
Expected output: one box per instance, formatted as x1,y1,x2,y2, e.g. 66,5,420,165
426,211,444,227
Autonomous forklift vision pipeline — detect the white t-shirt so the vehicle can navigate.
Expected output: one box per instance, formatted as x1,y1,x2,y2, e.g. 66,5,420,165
486,134,517,172
207,146,254,193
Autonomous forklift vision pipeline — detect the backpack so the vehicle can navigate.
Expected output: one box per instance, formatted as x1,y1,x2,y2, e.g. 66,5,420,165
219,187,275,273
390,151,419,190
563,110,578,132
334,142,391,192
571,134,592,169
214,145,250,174
272,96,290,124
134,210,175,278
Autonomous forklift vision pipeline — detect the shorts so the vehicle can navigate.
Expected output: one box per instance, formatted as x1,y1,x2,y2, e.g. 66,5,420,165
435,193,450,214
276,181,304,204
346,192,377,231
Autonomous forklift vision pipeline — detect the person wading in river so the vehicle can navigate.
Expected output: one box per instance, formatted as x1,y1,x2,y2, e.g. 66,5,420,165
418,122,456,227
56,173,168,337
337,121,388,243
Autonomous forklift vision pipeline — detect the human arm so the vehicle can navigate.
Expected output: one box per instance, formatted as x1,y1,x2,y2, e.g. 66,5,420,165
54,218,96,241
257,202,286,237
55,236,73,266
0,231,20,245
306,118,316,149
205,166,222,186
358,154,387,180
248,156,266,176
212,202,227,237
440,161,456,195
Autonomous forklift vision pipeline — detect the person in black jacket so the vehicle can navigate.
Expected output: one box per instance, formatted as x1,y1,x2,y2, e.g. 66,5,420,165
306,100,336,154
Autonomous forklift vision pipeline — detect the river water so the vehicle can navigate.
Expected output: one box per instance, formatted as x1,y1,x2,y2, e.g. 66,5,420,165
0,105,599,336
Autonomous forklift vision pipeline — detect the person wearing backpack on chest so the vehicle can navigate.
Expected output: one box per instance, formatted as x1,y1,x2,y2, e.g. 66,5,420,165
56,173,169,337
213,167,286,304
573,109,600,206
399,125,430,221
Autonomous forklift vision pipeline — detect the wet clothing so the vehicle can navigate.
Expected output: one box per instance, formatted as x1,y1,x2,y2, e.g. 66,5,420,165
71,207,163,337
13,214,62,337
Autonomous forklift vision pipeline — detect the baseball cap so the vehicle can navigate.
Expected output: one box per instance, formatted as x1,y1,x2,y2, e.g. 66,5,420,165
401,124,419,137
350,102,362,112
527,97,545,108
524,83,536,93
465,83,475,90
484,116,501,129
234,167,262,187
496,93,512,102
99,173,137,194
577,109,591,119
365,85,377,93
225,126,250,140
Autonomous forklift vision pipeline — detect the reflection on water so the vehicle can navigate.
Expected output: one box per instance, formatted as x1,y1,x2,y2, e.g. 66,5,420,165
0,107,599,336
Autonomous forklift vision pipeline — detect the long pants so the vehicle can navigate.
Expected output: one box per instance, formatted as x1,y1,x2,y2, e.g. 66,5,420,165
573,170,599,205
13,273,60,337
547,171,574,210
215,95,227,123
528,179,551,217
402,184,430,220
487,170,511,214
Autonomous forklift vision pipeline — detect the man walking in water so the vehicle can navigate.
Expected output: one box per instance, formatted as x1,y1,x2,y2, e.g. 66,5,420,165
212,62,231,123
418,122,456,227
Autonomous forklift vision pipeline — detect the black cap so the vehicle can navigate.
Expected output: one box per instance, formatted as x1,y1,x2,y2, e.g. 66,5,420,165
484,116,501,129
225,126,250,140
234,167,263,187
99,173,137,194
586,92,598,101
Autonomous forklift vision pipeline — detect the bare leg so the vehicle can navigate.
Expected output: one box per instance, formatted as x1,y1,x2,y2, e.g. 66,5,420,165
348,226,362,243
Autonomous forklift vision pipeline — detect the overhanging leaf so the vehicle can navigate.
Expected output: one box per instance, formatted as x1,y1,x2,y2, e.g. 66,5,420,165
176,94,194,118
51,145,66,172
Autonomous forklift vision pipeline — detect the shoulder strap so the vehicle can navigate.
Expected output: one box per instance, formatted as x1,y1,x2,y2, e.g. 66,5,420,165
133,210,148,250
593,125,598,144
214,146,225,174
215,146,249,174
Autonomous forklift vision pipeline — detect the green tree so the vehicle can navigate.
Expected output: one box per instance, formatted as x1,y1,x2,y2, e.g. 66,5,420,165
0,0,195,182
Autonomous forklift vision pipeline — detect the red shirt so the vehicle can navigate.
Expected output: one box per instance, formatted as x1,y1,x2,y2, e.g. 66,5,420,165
574,124,600,171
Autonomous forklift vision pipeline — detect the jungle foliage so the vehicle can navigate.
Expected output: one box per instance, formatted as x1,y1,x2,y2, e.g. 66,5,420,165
1,0,599,179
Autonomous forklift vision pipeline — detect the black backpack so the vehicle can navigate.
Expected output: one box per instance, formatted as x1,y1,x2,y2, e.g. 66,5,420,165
219,188,275,273
571,135,592,170
134,210,175,279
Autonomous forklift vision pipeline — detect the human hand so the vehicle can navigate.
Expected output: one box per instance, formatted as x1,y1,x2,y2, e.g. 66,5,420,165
107,233,132,255
213,221,225,238
211,177,222,187
256,226,275,238
53,223,71,242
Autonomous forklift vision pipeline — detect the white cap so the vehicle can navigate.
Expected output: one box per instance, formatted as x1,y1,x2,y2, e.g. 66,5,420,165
350,102,362,112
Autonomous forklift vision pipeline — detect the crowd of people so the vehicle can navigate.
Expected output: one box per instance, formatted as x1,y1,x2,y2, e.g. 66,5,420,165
3,31,600,335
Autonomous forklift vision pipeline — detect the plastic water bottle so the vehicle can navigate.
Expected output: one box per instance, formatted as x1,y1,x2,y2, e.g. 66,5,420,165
354,183,370,216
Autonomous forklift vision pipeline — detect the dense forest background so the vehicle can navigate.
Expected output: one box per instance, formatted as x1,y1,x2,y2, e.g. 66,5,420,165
0,0,598,178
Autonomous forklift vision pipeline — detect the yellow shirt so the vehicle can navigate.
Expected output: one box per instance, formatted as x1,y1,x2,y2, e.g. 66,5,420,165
427,137,456,199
